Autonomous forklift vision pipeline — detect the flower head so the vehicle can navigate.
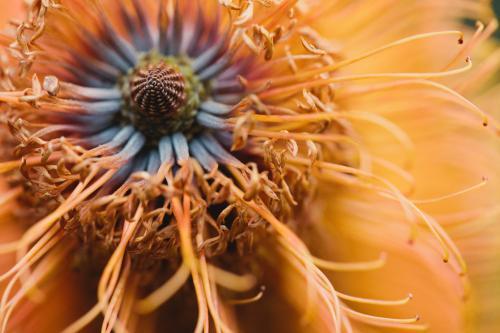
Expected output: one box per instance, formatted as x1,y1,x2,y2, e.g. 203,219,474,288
0,0,498,332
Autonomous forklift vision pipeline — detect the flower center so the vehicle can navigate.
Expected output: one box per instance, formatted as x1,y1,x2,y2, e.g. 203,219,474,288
119,53,206,142
130,63,186,116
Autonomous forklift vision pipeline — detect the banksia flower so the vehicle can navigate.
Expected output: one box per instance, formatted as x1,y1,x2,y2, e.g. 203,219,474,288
0,1,498,332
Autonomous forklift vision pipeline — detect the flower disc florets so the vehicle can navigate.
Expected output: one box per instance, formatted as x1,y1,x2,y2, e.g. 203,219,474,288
120,53,206,141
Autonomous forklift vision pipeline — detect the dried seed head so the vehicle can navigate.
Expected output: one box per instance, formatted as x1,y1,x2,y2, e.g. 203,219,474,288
130,63,186,116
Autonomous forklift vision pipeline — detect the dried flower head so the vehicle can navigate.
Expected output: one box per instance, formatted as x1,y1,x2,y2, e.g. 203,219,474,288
0,0,498,332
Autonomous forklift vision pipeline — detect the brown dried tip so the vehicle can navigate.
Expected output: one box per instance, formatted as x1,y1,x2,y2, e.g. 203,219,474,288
131,62,186,116
43,75,60,96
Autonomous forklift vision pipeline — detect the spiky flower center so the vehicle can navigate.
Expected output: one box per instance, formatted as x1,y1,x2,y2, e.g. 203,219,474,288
130,63,186,116
120,54,205,141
